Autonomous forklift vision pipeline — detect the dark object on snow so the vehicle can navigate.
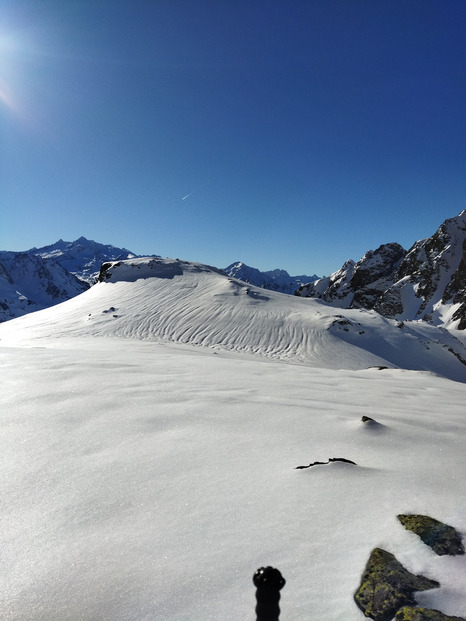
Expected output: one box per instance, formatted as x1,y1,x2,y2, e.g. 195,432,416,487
397,514,465,556
362,415,377,423
253,566,285,621
354,548,439,621
395,606,466,620
295,457,357,469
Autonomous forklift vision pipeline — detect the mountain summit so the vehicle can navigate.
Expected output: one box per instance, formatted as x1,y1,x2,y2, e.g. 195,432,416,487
28,236,149,283
296,210,466,330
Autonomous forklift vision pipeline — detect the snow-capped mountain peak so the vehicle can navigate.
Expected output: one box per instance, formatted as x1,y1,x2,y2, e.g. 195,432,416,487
29,236,147,283
296,210,466,331
224,261,319,294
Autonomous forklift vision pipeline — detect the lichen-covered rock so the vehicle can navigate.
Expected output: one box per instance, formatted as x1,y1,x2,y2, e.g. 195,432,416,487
395,606,466,620
397,514,465,556
354,548,439,621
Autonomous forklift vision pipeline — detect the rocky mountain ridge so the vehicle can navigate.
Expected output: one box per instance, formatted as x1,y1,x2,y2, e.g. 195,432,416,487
28,236,147,283
0,252,89,322
296,210,466,330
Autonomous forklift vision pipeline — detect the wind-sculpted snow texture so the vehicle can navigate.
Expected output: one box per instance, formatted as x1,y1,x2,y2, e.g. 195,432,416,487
2,256,465,382
1,255,466,620
296,210,466,330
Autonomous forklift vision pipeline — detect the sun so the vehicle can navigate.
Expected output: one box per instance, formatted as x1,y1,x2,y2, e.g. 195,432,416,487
0,31,21,112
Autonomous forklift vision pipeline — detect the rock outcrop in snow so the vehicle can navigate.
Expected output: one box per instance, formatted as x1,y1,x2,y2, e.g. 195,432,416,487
296,211,466,330
354,547,440,621
224,261,319,294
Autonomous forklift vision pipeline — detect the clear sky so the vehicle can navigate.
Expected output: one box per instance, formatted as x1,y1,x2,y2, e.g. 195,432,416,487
1,0,465,276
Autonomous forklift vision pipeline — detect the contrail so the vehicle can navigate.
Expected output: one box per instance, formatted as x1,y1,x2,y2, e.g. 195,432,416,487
181,184,206,201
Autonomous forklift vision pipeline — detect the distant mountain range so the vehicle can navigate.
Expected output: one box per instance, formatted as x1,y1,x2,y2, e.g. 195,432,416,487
296,210,466,330
1,210,465,330
0,238,146,322
223,262,319,294
28,236,146,283
0,238,318,322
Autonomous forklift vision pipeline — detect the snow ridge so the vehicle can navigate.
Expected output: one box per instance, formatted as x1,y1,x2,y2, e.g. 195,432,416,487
2,257,465,382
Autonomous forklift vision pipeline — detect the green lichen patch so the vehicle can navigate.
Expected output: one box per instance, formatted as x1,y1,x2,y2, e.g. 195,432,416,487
397,514,465,556
395,606,466,620
354,548,439,621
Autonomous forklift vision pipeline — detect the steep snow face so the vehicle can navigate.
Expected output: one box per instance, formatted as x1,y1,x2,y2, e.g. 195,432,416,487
0,253,89,322
28,236,148,283
297,211,466,330
1,257,465,382
224,261,319,294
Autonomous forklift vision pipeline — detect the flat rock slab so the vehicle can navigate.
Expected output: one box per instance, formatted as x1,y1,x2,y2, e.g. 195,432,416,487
397,514,465,556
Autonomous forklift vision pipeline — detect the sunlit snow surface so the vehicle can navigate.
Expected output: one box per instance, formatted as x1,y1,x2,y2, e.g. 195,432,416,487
1,258,465,620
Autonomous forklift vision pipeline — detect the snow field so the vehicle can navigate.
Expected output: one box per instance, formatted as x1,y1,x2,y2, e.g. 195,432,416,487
1,340,465,620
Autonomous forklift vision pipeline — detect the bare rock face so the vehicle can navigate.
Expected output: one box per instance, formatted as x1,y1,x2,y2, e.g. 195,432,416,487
397,514,465,556
297,211,466,330
296,244,406,308
354,548,439,621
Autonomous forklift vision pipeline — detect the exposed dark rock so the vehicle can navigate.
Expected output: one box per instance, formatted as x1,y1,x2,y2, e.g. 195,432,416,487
354,548,439,621
295,457,356,469
397,515,465,556
395,606,466,620
98,262,120,281
296,211,466,330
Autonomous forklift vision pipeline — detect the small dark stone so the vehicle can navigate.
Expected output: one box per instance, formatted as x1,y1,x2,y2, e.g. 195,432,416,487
397,514,465,556
362,416,376,423
354,548,439,621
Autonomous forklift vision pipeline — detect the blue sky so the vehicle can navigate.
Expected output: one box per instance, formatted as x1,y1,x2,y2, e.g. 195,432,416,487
1,0,465,276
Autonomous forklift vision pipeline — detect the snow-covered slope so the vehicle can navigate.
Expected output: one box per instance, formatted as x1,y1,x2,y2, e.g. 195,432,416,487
2,257,465,382
28,236,148,283
296,210,466,330
1,316,466,620
224,261,319,294
0,252,89,322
